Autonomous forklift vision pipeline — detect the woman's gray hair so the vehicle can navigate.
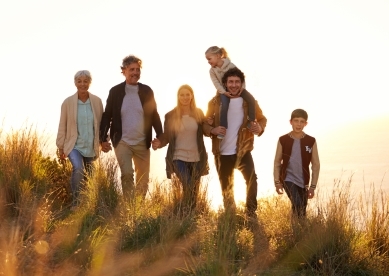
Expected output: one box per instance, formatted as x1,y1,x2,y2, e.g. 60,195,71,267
74,70,92,82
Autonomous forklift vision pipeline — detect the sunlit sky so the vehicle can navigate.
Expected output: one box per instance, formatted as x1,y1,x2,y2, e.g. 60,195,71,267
1,0,388,208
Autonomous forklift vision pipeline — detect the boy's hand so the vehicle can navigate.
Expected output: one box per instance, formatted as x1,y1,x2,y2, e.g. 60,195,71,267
275,184,284,195
308,188,315,199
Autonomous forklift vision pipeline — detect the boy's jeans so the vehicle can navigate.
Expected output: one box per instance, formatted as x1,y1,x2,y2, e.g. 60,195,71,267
284,181,308,218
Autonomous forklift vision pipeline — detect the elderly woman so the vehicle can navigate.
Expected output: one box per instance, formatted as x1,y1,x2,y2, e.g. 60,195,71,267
152,85,212,212
56,70,103,209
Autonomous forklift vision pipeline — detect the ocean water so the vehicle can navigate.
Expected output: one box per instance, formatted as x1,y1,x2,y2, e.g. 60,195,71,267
150,116,389,209
318,116,389,194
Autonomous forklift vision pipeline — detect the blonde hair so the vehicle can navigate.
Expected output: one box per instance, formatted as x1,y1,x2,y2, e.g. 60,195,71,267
171,85,202,133
205,46,229,58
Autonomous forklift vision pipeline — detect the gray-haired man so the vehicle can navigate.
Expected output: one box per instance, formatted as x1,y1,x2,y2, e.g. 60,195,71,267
100,55,163,199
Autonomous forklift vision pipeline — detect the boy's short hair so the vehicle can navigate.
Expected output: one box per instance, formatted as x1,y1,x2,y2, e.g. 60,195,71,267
291,109,308,120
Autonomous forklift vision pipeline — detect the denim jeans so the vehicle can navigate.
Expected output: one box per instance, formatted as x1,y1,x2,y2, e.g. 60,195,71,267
172,160,201,210
284,181,308,218
68,149,95,206
220,93,230,129
219,90,257,129
214,152,258,215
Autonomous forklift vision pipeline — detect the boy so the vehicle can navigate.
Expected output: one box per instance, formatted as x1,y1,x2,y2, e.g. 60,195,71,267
273,109,320,218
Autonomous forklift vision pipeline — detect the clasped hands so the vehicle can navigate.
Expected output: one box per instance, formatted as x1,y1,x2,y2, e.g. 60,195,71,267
101,141,112,153
151,138,161,150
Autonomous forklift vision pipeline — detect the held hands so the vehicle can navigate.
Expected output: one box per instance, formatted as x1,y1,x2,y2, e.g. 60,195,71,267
151,138,161,150
101,141,112,153
211,126,226,137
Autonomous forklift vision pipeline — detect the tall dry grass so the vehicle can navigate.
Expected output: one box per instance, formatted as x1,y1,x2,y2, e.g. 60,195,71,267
0,126,388,275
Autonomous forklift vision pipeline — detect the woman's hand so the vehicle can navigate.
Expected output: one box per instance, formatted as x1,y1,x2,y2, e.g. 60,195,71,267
58,149,66,160
101,142,112,153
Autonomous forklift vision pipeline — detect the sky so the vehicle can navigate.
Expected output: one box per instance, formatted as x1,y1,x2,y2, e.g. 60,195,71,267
1,0,388,208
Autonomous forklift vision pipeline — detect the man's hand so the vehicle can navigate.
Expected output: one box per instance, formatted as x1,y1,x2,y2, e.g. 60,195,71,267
211,126,226,137
308,188,315,199
275,184,284,195
151,138,161,150
101,142,112,153
248,122,262,135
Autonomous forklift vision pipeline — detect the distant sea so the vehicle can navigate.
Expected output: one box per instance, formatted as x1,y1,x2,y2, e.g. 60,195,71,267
318,116,389,194
149,116,389,209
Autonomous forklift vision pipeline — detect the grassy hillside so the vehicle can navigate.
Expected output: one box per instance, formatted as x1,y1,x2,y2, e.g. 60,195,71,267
0,126,388,275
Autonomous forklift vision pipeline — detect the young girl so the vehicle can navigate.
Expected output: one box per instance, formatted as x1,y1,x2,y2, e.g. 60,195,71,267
205,46,257,139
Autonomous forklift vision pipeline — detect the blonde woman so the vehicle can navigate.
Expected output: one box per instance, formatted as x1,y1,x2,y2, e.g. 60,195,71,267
56,70,103,209
152,85,212,212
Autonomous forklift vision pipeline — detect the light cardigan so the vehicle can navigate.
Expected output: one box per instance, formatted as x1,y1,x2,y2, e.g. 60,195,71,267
209,58,246,95
56,92,104,157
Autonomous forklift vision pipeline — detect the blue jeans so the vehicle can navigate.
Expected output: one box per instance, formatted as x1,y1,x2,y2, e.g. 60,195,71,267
284,181,308,218
172,160,201,210
68,149,95,206
219,89,256,129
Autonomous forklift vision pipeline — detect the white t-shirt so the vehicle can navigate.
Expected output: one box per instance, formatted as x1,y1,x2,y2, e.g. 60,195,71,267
220,97,244,155
121,84,145,145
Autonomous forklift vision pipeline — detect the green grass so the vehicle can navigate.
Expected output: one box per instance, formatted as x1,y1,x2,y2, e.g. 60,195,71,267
0,126,388,275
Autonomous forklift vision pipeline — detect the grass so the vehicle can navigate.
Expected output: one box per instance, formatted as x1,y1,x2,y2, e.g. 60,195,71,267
0,126,388,275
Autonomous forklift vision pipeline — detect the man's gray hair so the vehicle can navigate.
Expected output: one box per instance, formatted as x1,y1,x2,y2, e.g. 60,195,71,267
121,55,142,70
74,70,92,82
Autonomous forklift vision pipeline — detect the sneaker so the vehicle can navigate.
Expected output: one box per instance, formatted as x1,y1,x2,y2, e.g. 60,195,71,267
217,134,224,139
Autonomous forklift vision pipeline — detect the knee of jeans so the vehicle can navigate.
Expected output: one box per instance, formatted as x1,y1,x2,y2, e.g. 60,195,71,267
72,165,84,174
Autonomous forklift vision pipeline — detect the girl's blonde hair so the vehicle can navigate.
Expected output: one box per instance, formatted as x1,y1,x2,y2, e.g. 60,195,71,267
205,46,229,58
171,84,202,133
